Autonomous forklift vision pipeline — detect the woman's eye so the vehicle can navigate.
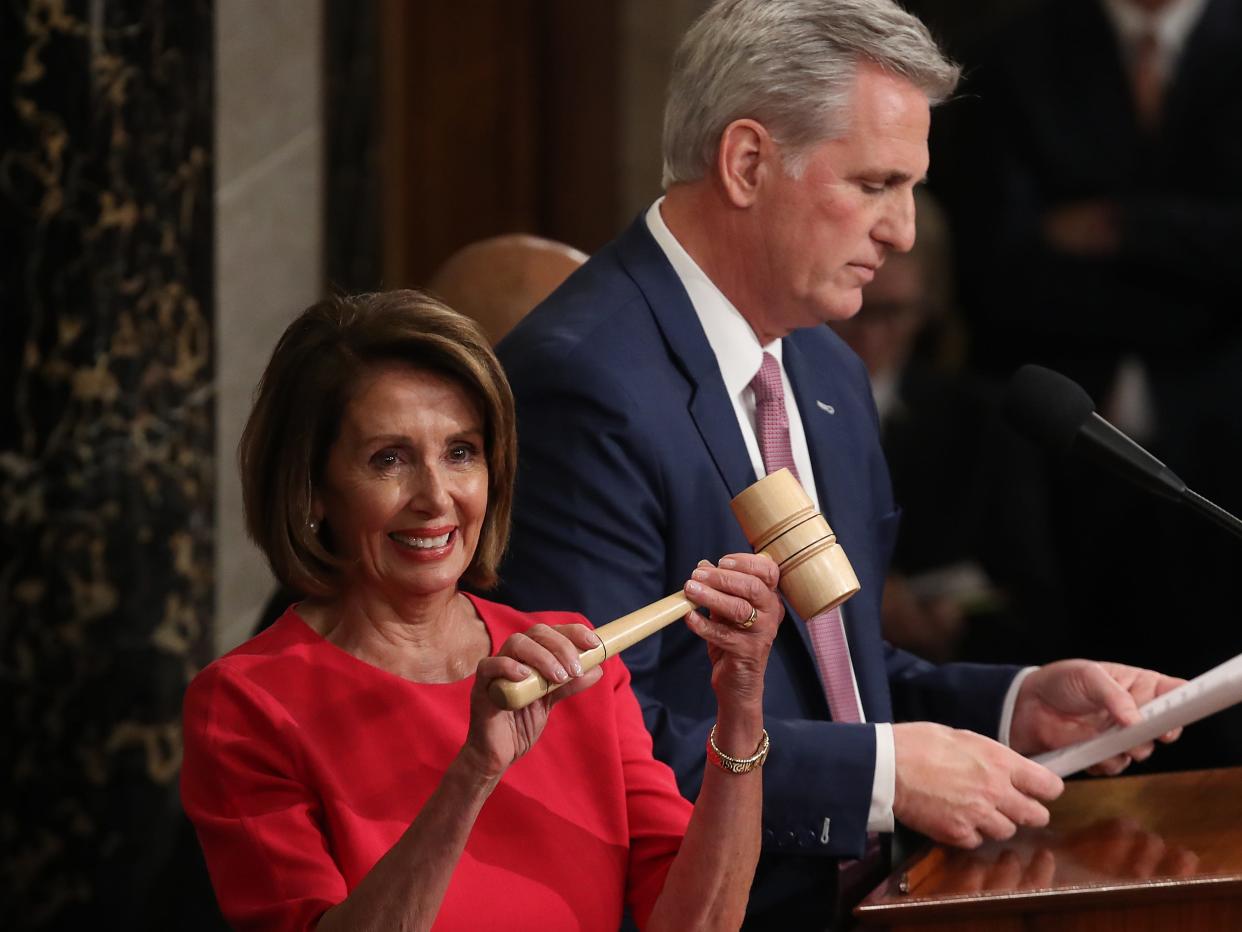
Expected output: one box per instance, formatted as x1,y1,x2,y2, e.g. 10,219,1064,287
370,448,402,469
447,443,477,464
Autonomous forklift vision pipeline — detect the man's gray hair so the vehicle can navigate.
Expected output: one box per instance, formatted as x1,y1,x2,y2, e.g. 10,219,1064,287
661,0,959,187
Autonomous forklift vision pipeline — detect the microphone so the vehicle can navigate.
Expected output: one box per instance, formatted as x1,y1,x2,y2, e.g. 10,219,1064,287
1002,364,1242,541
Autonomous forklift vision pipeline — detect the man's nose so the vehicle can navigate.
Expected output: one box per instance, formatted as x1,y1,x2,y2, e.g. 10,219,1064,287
875,191,917,254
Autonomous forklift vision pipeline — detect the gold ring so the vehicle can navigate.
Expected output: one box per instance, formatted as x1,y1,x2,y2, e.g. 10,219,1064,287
740,606,758,628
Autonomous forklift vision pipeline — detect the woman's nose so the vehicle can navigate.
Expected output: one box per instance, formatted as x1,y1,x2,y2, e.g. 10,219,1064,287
406,462,452,513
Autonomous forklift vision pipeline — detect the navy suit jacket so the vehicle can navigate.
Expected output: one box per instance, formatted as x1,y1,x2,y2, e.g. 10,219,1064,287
495,216,1019,923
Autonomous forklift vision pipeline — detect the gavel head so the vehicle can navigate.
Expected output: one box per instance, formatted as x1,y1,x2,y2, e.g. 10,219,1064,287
730,468,860,619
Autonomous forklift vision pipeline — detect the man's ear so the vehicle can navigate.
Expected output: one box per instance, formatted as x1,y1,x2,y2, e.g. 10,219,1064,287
716,119,775,208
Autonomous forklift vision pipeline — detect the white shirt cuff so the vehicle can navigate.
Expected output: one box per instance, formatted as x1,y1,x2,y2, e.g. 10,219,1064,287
867,722,895,833
867,669,1037,834
998,666,1040,746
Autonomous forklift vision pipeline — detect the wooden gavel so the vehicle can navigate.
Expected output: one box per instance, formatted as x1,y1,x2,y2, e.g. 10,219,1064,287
490,468,860,710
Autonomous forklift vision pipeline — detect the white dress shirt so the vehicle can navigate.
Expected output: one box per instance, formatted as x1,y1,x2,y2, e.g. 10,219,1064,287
645,199,1034,834
1100,0,1209,83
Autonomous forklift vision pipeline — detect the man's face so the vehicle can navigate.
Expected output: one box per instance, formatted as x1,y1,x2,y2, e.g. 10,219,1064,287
747,62,930,339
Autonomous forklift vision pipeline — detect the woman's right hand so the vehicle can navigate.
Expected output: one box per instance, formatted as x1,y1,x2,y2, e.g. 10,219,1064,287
461,623,604,781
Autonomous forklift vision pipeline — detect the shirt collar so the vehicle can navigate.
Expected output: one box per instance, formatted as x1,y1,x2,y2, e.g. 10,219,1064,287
1100,0,1209,63
644,198,780,398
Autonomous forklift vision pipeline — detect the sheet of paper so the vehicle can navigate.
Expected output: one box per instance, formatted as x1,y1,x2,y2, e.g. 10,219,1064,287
1033,652,1242,778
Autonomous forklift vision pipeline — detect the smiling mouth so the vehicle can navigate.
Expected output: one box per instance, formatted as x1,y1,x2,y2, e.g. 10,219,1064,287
389,530,453,550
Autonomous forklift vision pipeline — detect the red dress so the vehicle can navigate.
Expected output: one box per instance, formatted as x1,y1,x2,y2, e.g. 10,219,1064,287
181,594,692,932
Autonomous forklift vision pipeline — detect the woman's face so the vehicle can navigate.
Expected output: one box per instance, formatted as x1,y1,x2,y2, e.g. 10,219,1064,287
316,363,489,604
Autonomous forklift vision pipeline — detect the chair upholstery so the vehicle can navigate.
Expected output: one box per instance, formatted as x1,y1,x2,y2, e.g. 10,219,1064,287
428,234,587,345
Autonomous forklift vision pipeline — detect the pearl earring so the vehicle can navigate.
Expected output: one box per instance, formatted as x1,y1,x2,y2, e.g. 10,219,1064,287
308,520,319,531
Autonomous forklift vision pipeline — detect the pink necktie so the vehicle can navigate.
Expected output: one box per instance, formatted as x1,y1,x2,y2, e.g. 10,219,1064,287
1130,29,1163,133
750,353,863,723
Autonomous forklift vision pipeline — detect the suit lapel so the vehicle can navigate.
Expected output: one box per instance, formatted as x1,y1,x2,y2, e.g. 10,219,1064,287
1163,0,1237,144
614,217,757,500
784,339,850,528
613,218,826,664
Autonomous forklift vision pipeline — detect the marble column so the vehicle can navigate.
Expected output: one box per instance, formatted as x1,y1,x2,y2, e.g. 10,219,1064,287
0,1,215,928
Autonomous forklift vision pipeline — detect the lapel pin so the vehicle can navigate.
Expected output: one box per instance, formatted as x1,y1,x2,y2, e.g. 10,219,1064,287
817,401,835,415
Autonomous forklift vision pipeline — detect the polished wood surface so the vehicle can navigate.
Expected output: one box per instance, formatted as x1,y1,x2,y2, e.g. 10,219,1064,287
856,767,1242,930
378,0,621,286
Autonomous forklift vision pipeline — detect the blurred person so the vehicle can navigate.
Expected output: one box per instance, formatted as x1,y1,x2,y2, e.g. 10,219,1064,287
932,0,1242,512
181,291,785,931
832,192,1069,665
932,0,1242,765
495,1,1186,926
829,194,974,661
934,0,1242,437
831,206,976,663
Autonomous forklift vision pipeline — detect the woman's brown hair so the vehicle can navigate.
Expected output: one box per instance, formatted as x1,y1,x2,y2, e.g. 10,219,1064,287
239,290,516,595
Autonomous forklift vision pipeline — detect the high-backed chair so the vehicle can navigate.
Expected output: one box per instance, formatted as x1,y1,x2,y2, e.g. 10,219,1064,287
427,234,587,345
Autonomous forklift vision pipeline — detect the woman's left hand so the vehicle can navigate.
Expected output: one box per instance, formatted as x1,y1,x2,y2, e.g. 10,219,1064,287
682,553,783,712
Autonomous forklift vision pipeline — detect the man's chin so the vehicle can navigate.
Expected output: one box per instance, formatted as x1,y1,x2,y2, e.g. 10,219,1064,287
812,292,865,325
765,293,863,337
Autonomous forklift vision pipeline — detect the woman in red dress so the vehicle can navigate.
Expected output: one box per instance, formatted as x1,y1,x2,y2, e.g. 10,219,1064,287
181,290,783,931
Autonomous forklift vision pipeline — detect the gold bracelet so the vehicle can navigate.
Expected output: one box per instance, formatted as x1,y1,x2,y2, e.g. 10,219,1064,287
706,724,770,774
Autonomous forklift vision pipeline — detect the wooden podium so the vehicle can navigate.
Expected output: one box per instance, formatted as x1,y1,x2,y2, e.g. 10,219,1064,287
855,768,1242,931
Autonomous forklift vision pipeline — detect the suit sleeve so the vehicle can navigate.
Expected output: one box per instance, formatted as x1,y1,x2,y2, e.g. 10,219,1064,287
885,645,1022,738
497,345,885,859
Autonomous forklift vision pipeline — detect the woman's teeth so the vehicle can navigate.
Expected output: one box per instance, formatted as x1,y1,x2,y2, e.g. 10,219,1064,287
390,531,451,549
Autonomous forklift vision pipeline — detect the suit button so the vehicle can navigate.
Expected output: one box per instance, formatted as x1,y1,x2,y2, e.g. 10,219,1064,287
762,828,774,842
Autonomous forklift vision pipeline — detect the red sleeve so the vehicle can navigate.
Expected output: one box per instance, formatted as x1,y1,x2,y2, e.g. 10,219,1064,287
181,665,346,932
610,657,694,928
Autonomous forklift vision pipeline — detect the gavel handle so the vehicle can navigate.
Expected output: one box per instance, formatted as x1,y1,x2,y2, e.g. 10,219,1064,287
488,593,693,710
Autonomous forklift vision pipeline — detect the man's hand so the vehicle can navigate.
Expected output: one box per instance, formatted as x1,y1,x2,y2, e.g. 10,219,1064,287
1042,200,1120,256
892,722,1064,848
880,574,965,664
1008,660,1185,775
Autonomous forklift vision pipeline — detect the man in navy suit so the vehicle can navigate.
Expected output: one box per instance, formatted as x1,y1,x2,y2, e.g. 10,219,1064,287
496,1,1181,925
